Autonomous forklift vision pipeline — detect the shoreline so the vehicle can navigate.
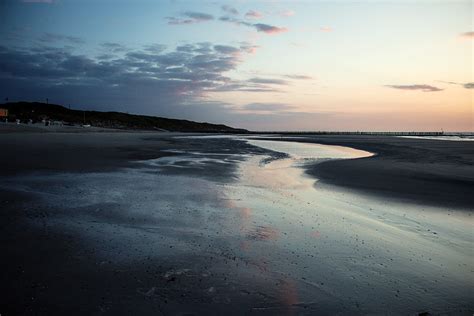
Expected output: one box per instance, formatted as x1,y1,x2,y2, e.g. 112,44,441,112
255,134,474,210
2,130,472,208
1,130,472,208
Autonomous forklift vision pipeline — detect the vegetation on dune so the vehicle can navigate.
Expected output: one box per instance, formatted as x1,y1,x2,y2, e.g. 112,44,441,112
1,102,247,133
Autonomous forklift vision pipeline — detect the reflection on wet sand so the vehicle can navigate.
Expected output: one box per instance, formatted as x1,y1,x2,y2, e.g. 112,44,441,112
221,138,473,314
279,278,299,316
224,185,301,314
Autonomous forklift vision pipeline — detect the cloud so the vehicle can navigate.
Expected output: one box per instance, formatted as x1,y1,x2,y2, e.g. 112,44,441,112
209,81,282,93
183,11,213,21
218,17,287,34
284,74,312,80
214,45,240,55
242,103,292,111
245,10,263,19
460,31,474,39
320,27,332,32
440,81,474,89
249,77,288,85
222,5,238,15
166,17,194,25
166,11,214,25
279,10,295,17
253,23,288,34
168,10,287,35
176,42,212,54
464,82,474,89
218,16,242,25
39,32,84,44
96,54,115,60
0,41,285,121
101,42,130,53
385,84,443,92
240,42,259,54
144,43,166,53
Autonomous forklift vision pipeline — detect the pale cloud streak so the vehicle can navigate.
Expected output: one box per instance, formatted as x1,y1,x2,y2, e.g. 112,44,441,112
240,42,259,54
218,17,287,34
166,11,214,25
101,42,130,53
279,10,295,17
241,102,293,112
439,81,474,89
166,9,287,35
39,32,84,44
221,5,239,16
249,77,288,85
385,84,443,92
284,74,313,80
245,10,263,19
253,23,287,34
460,31,474,39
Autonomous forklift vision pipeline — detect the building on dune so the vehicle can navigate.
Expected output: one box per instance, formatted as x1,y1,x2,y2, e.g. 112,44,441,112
0,108,8,118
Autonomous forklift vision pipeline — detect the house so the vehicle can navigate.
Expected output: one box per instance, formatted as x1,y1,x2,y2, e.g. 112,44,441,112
0,108,8,118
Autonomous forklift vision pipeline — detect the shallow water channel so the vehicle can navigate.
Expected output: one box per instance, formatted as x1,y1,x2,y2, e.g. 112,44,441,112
218,138,473,314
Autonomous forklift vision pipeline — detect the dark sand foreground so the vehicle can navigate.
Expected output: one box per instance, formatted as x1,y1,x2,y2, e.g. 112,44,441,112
0,131,280,315
1,130,473,315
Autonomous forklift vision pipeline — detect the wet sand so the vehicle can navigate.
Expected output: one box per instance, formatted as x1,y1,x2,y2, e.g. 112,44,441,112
1,132,473,315
257,135,474,209
0,132,286,315
231,139,473,314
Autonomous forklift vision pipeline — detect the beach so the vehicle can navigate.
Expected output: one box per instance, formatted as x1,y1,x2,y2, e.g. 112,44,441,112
1,130,473,315
257,135,474,209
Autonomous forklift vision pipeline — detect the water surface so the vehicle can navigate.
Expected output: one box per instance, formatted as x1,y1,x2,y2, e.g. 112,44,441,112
220,138,473,314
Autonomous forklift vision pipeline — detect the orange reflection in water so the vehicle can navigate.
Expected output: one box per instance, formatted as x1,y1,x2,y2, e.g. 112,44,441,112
224,197,298,313
279,278,299,316
223,198,252,233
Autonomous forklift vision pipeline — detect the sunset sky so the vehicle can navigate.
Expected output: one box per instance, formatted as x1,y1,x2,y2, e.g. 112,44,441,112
0,0,472,131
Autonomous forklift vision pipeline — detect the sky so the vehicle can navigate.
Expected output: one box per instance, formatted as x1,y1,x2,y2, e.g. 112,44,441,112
0,0,472,131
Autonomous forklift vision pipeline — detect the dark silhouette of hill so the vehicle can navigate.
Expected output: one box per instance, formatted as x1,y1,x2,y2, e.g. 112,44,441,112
1,102,246,133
